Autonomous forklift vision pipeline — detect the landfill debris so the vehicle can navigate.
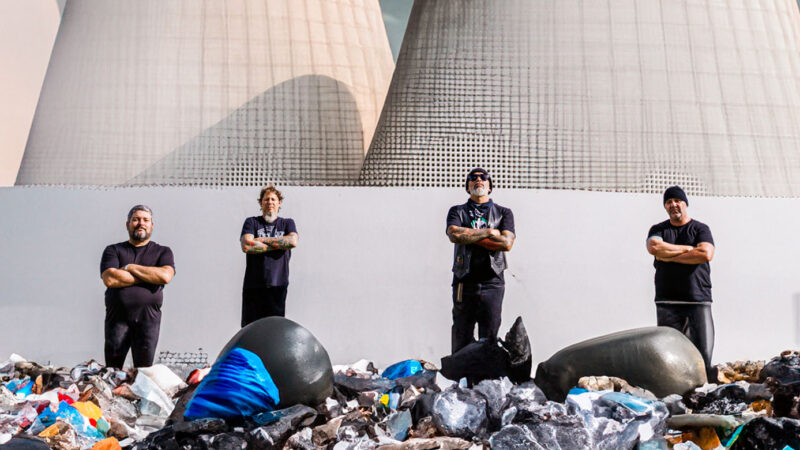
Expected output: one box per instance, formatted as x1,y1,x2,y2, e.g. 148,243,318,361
577,375,657,400
440,316,532,384
6,348,800,449
534,326,707,401
717,360,764,383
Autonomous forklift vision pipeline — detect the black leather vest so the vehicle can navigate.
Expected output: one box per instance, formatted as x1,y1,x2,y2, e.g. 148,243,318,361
452,202,508,279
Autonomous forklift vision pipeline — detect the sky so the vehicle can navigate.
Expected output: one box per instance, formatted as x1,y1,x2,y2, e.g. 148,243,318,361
0,0,412,187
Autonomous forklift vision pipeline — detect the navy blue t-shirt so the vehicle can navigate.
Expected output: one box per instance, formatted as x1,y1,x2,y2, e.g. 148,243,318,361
446,199,515,284
100,241,175,321
647,219,714,302
241,216,297,288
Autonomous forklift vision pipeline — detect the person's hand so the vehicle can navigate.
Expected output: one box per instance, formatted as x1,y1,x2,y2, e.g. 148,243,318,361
487,229,500,237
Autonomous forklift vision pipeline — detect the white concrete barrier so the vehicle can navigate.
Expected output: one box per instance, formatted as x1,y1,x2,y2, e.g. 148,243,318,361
0,186,797,369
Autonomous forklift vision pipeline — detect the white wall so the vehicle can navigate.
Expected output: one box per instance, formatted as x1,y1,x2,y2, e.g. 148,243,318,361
0,186,798,370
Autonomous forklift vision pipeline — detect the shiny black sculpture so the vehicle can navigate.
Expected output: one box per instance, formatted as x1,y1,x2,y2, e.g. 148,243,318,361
220,317,333,407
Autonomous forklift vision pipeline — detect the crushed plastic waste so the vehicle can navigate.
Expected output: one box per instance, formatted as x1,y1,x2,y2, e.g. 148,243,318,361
440,316,532,385
5,347,800,449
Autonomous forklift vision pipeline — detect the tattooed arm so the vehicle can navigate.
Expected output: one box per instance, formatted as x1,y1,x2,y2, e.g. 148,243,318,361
258,232,299,250
241,233,270,254
447,225,499,244
476,230,515,251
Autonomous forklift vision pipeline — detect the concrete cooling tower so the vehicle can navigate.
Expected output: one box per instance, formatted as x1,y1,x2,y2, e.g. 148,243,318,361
360,0,800,197
17,0,394,186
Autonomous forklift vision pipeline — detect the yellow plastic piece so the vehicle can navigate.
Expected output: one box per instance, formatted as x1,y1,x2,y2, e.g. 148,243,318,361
72,401,103,421
38,423,61,438
379,394,389,406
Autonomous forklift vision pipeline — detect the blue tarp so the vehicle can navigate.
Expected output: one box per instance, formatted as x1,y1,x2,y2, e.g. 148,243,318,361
381,360,423,380
185,347,280,420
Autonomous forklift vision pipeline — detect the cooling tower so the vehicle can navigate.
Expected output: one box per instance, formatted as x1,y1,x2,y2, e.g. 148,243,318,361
360,0,800,197
17,0,394,186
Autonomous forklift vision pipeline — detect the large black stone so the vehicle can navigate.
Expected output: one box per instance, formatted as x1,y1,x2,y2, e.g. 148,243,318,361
219,317,333,408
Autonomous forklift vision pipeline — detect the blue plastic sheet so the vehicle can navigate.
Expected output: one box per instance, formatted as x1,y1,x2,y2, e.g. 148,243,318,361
55,401,105,441
381,360,423,380
185,347,280,420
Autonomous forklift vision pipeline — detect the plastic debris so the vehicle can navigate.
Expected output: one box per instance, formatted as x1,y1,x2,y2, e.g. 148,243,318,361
3,348,800,449
440,316,532,385
382,360,423,380
431,386,488,439
184,347,280,420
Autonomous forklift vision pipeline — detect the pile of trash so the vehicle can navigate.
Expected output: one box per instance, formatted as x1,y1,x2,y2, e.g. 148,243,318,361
2,350,800,449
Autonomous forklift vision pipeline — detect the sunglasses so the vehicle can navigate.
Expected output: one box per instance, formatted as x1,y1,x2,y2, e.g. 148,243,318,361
467,173,489,181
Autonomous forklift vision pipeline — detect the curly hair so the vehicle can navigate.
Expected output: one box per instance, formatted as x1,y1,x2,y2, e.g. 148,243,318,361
257,185,284,204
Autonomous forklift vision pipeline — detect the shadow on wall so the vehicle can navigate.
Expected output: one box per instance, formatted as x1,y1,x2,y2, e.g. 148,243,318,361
127,75,364,186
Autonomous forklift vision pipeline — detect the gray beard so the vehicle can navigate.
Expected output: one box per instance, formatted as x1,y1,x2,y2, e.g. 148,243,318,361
263,212,278,223
470,186,489,197
130,229,148,242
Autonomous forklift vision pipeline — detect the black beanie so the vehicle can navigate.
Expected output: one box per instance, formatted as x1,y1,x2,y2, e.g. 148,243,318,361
465,168,493,193
663,186,688,206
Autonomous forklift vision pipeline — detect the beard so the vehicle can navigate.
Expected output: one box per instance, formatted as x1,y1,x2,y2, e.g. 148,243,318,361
129,227,150,243
263,211,278,223
470,186,490,197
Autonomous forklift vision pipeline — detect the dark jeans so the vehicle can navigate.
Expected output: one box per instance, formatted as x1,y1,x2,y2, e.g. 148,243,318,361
451,281,505,353
104,317,161,368
242,286,288,327
656,302,715,376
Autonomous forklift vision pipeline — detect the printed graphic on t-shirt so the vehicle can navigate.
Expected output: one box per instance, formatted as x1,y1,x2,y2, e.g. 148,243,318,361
468,207,489,229
257,225,285,238
470,217,488,229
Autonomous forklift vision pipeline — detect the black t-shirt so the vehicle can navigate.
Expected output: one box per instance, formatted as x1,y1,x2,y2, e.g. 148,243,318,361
100,241,175,321
446,199,515,284
241,216,297,288
647,219,714,302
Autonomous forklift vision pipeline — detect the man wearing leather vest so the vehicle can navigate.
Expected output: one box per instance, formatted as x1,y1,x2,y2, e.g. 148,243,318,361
446,168,516,353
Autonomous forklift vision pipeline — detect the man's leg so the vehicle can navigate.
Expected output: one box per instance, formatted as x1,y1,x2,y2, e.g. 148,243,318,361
451,282,479,353
262,286,288,317
685,304,716,379
242,288,267,327
130,318,161,368
104,315,132,369
657,303,715,378
476,282,505,342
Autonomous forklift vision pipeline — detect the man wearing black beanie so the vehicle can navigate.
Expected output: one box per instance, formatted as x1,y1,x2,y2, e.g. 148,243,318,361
646,186,716,379
446,168,516,354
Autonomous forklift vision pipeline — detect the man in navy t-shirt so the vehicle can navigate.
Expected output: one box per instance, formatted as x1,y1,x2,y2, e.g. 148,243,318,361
100,205,175,368
446,168,515,353
239,185,298,326
646,186,716,378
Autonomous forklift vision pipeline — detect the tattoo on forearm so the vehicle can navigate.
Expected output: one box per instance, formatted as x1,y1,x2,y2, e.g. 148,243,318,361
268,236,295,250
448,228,490,244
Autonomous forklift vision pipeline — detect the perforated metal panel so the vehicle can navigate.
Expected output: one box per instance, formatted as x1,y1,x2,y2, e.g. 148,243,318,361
360,0,800,197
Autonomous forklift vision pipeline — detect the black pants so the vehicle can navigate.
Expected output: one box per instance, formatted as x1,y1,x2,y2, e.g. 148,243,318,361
104,317,161,368
656,302,715,376
242,286,288,327
451,281,505,353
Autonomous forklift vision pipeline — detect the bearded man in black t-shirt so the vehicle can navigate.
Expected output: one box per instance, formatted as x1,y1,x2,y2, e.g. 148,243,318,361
646,186,716,378
100,205,175,368
446,168,515,354
239,185,298,327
